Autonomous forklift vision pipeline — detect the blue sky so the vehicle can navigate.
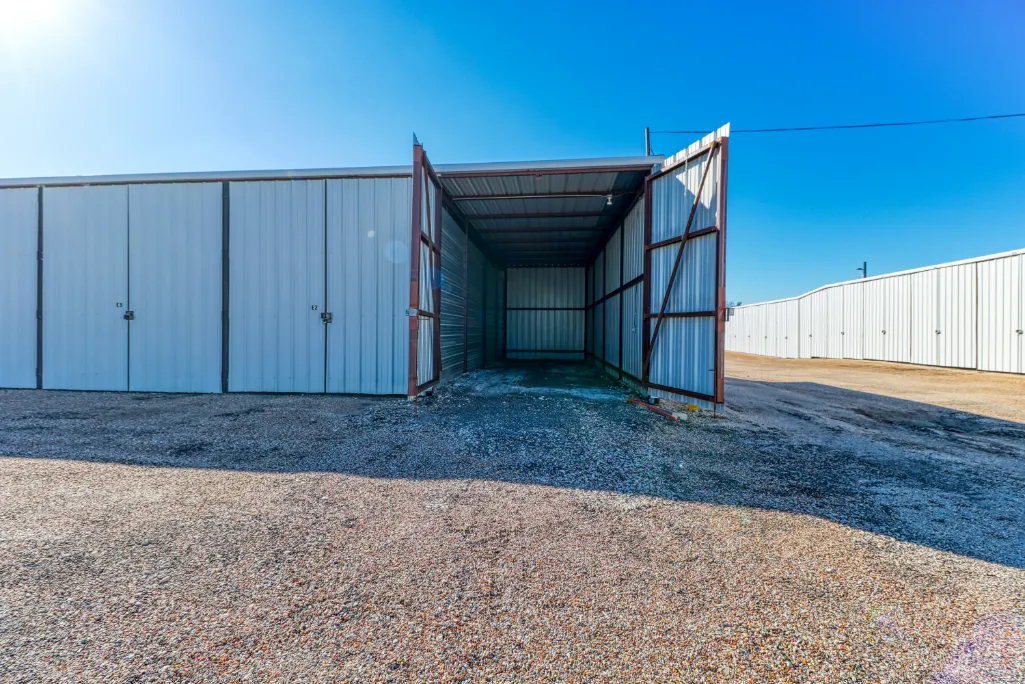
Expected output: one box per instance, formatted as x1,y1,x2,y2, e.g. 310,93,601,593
1,0,1022,303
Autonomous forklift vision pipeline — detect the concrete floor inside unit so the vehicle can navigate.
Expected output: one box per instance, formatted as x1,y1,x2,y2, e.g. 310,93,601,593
0,355,1024,680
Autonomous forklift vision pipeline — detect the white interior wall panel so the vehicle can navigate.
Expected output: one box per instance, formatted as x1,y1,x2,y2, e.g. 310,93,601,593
228,180,326,393
936,263,977,369
841,282,864,360
622,283,643,379
623,200,644,283
0,188,38,388
605,228,621,293
825,287,844,359
466,242,486,370
439,208,466,381
485,264,502,365
977,254,1022,373
43,185,129,391
506,267,584,360
326,178,411,394
604,295,620,372
127,183,222,393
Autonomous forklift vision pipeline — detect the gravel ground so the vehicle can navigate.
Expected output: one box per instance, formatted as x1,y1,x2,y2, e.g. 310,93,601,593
0,361,1023,682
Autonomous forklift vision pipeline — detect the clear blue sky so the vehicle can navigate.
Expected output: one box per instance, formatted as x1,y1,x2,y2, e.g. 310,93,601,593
1,0,1022,303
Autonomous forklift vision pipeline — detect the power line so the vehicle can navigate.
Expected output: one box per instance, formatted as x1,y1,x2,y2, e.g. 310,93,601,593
651,112,1025,135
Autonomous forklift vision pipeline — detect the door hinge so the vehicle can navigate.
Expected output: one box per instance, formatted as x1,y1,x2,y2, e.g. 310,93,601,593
321,312,333,324
123,311,135,321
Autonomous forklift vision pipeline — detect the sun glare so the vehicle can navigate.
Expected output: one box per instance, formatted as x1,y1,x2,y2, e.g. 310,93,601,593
0,0,68,48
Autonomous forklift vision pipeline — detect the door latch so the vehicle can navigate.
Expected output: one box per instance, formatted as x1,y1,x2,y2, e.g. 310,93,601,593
321,312,333,324
123,311,135,321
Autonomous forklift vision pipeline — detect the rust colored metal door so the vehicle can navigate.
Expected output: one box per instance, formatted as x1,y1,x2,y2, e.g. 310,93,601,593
642,125,730,407
408,138,444,398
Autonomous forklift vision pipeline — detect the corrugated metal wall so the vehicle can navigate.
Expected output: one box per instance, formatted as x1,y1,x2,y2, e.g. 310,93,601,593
326,178,411,395
727,250,1024,373
466,241,486,371
128,183,222,392
977,254,1023,373
646,130,726,407
6,173,527,395
228,180,326,393
506,267,584,360
43,185,129,391
0,188,38,389
440,208,466,381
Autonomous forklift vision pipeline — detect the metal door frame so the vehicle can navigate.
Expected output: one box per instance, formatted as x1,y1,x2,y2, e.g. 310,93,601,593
408,139,444,398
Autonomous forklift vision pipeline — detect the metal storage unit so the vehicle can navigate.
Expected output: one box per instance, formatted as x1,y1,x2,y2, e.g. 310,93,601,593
783,299,799,358
326,178,412,394
825,287,844,359
798,296,813,359
3,138,732,399
228,180,326,393
977,253,1023,373
0,188,38,389
727,249,1025,373
43,185,129,391
127,183,222,393
807,290,830,358
936,262,977,369
841,281,864,360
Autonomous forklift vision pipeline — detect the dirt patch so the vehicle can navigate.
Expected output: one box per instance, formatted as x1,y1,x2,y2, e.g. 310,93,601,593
726,352,1025,423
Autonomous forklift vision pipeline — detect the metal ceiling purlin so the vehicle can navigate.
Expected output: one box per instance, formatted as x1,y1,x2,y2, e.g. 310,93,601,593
642,140,720,380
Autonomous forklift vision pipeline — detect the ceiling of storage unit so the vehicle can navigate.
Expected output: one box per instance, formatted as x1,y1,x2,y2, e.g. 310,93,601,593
438,158,658,267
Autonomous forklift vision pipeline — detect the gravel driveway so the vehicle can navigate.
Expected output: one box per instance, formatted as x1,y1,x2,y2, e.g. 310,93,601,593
1,361,1023,681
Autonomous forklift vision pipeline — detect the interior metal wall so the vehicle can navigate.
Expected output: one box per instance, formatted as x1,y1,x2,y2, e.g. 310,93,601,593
326,178,411,395
440,207,466,381
0,188,38,388
506,267,584,360
42,185,129,391
127,183,222,393
466,241,486,370
228,180,326,393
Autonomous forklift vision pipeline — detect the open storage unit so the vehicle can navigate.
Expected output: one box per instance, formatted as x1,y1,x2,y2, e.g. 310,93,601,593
0,127,730,406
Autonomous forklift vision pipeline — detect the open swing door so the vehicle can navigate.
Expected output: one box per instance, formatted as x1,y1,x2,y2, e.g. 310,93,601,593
408,137,444,398
642,125,729,408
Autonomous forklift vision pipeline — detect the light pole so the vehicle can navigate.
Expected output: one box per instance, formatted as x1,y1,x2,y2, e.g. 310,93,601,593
856,261,867,278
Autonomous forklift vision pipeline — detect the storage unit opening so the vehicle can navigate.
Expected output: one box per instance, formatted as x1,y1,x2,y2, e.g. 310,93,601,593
0,126,729,407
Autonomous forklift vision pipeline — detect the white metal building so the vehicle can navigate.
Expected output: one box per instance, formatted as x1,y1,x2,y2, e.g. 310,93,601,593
0,127,730,406
726,248,1025,374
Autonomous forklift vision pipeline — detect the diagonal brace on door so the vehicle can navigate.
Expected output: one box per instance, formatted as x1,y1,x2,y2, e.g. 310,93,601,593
643,140,720,378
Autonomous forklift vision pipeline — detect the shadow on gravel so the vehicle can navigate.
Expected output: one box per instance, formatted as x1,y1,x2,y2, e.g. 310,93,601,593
0,363,1023,569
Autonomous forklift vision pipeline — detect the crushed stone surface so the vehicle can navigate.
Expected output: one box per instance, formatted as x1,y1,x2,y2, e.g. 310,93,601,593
0,360,1023,682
